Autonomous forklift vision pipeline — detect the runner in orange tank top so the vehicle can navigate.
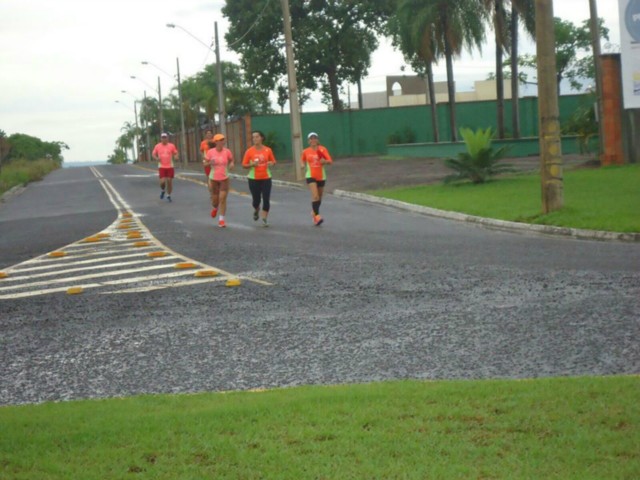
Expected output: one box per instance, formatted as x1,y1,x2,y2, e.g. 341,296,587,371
300,132,332,226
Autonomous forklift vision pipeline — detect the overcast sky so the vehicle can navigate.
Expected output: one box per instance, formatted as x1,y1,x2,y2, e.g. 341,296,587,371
0,0,620,163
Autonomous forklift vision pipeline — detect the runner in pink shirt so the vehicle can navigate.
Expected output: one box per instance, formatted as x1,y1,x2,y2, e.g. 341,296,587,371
204,133,234,228
152,133,179,202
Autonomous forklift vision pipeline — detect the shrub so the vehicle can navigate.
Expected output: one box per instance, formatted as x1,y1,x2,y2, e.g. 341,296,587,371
444,127,513,184
388,126,416,145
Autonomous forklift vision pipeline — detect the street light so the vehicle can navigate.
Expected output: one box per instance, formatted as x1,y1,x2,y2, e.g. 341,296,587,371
141,60,173,79
130,75,163,134
114,100,139,162
142,59,188,167
166,22,226,137
122,90,151,163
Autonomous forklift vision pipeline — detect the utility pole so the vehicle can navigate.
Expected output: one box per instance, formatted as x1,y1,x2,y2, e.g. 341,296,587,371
280,0,304,180
588,0,605,163
176,57,188,167
535,0,563,213
133,101,140,162
214,22,227,138
143,91,152,163
157,76,164,134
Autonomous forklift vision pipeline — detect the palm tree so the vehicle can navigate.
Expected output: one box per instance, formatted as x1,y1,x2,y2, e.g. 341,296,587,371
415,0,488,142
481,0,510,138
388,0,441,142
509,0,535,138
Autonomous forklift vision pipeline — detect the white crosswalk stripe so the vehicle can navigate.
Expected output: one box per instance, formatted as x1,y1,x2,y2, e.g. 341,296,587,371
0,168,270,299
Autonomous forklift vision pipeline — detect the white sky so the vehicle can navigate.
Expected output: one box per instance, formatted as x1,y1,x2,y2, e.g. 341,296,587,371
0,0,620,163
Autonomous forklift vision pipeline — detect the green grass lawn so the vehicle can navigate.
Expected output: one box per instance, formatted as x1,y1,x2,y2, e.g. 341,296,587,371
0,159,60,196
371,164,640,233
1,376,638,479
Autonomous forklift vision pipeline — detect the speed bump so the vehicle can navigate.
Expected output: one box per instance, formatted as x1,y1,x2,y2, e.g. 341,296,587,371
175,262,197,269
195,270,218,277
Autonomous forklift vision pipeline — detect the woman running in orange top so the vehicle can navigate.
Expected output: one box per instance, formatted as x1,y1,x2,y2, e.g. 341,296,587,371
242,130,276,227
301,132,332,226
203,133,234,228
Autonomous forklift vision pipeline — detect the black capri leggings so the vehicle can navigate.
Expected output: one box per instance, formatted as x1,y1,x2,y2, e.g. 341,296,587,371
248,178,272,212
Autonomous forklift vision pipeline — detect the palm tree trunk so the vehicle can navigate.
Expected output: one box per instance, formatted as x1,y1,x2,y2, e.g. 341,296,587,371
426,61,440,143
511,6,521,138
495,0,505,139
445,48,457,142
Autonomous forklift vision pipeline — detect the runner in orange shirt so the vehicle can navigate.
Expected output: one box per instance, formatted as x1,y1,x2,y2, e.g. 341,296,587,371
200,130,214,185
242,130,276,227
152,132,179,202
204,133,234,228
301,132,332,225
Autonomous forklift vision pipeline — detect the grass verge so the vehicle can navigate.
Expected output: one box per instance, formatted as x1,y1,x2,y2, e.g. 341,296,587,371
370,164,640,233
1,376,638,479
0,159,60,197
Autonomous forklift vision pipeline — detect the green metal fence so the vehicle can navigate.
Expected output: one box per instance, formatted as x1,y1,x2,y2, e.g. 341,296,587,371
252,93,595,160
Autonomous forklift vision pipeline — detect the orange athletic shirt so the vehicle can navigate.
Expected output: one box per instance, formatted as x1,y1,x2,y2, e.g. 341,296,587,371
301,145,332,180
242,146,276,180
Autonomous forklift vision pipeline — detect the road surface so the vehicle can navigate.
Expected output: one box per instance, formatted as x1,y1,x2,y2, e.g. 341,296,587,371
0,164,638,405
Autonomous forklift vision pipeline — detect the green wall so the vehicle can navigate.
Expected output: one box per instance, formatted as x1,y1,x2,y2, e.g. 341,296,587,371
252,94,594,160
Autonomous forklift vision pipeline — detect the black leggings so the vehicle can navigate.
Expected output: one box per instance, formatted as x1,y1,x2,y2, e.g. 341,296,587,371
248,178,272,212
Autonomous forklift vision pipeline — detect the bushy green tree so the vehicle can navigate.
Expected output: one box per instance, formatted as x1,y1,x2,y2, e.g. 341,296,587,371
223,0,395,112
4,133,67,163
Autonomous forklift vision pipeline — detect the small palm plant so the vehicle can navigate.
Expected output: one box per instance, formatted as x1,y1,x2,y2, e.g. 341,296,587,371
444,127,513,184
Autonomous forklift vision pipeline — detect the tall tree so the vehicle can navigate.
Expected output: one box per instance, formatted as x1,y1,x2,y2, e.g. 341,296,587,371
399,0,488,142
223,0,395,112
519,17,609,96
481,0,535,139
509,0,536,138
388,0,440,142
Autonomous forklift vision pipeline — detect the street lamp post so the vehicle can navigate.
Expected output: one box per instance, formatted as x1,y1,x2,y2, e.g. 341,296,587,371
166,22,226,137
115,100,139,162
176,57,189,167
130,75,163,134
122,90,150,162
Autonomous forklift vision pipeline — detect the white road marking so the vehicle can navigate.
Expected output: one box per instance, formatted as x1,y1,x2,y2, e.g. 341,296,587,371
0,167,272,299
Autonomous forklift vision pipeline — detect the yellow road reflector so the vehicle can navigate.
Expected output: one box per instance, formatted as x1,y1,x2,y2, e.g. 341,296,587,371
133,241,152,247
117,224,134,230
225,278,242,287
0,272,8,279
96,233,110,239
195,270,219,277
67,287,83,295
82,237,101,243
49,251,66,257
122,212,133,218
175,262,197,269
147,251,168,258
127,232,142,238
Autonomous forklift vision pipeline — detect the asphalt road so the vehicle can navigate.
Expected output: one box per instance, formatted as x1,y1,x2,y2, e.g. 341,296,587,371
0,164,638,405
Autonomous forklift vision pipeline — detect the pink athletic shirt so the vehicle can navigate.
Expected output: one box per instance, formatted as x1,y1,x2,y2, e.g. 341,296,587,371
152,142,178,168
206,147,233,181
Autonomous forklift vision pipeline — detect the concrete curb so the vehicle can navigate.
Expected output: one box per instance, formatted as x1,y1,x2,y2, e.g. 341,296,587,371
333,189,640,243
0,184,25,203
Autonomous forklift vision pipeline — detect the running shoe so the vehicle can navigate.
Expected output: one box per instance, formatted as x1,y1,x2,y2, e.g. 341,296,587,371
253,209,259,221
211,207,218,218
313,215,323,226
167,195,172,202
160,191,165,199
262,218,269,228
218,219,226,228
